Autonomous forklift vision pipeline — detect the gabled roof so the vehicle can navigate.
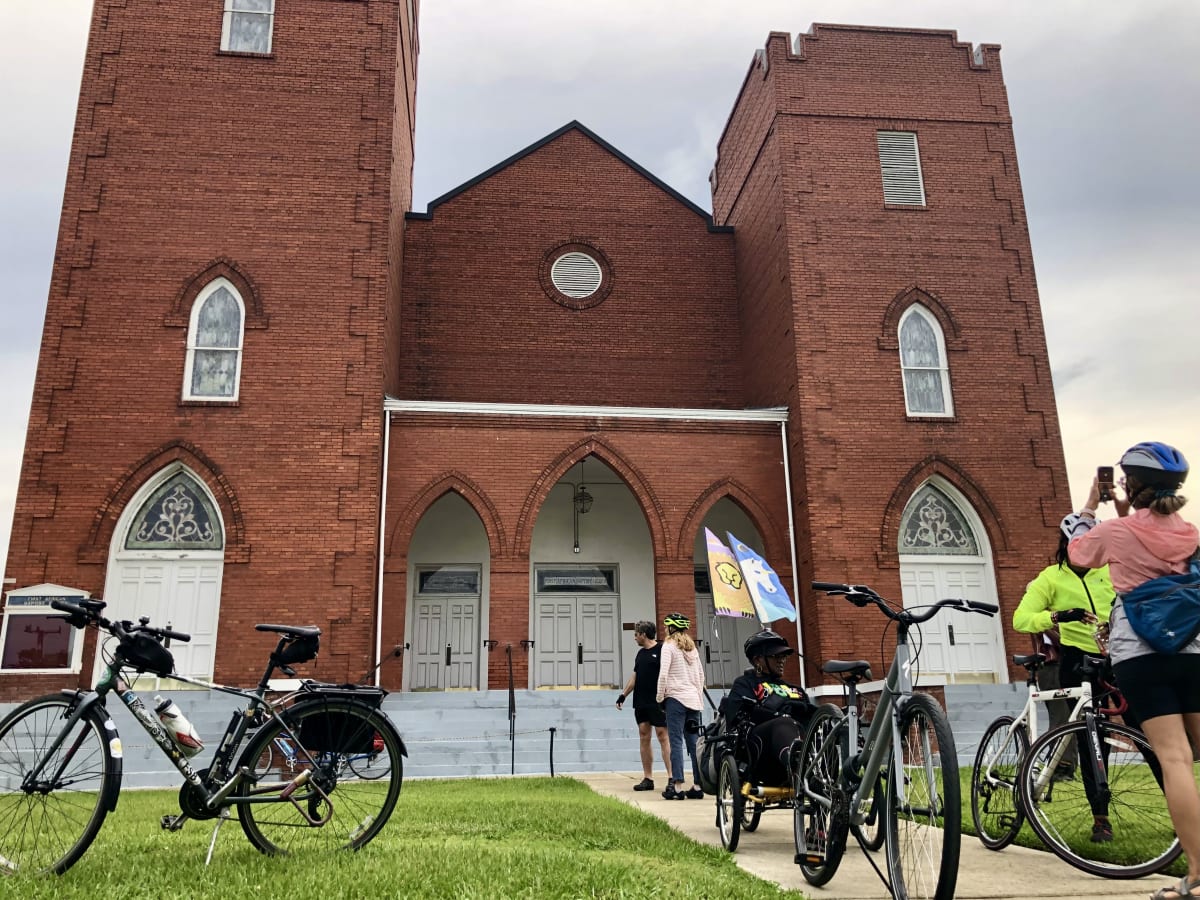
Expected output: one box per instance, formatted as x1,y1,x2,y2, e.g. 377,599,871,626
406,121,732,232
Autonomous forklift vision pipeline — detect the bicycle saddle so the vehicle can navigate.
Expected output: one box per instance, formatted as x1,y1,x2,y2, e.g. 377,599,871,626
255,623,322,639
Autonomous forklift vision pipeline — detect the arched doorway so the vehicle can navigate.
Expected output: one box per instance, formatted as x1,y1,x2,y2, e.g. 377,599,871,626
100,464,225,683
897,478,1005,683
404,492,490,691
692,498,764,687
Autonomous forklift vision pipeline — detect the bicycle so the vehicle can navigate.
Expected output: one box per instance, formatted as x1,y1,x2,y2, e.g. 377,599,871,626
0,596,407,876
1015,657,1177,879
970,649,1102,849
793,581,999,900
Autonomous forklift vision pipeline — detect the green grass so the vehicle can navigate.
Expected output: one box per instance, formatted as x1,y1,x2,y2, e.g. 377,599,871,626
7,778,805,899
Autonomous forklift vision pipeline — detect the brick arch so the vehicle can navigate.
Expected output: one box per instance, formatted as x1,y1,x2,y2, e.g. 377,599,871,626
879,455,1010,566
877,285,965,352
386,470,507,562
164,257,269,329
79,440,247,565
675,477,788,566
513,437,667,559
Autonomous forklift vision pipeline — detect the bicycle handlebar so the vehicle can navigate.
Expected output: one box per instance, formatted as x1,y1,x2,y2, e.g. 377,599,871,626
810,581,999,623
52,597,192,643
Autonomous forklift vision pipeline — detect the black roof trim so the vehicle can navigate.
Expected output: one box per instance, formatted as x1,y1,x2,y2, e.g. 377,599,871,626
405,120,732,233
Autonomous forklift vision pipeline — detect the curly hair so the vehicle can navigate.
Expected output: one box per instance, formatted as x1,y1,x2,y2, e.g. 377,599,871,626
1125,475,1189,516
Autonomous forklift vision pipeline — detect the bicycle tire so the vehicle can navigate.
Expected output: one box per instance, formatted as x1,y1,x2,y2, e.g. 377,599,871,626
715,752,742,851
853,773,886,852
971,714,1028,850
740,795,763,832
884,692,961,900
1018,718,1180,878
793,704,849,886
0,693,119,875
235,699,403,855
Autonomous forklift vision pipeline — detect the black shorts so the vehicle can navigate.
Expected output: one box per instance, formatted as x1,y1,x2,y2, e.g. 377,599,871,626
1113,654,1200,722
634,705,666,728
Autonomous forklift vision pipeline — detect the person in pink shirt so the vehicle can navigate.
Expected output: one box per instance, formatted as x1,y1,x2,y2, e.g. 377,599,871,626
1063,441,1200,900
655,612,706,800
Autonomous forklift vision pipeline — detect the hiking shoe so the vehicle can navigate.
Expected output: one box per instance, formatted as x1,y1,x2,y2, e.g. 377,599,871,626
1052,762,1076,782
1091,819,1114,843
633,778,654,791
685,787,704,799
662,784,685,800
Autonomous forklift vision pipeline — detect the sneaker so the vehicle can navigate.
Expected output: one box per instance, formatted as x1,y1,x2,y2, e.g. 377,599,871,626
1052,762,1076,782
685,787,704,799
1091,819,1114,843
662,784,685,800
633,778,654,792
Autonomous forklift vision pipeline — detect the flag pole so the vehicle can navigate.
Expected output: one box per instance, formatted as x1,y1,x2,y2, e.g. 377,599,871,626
779,420,806,687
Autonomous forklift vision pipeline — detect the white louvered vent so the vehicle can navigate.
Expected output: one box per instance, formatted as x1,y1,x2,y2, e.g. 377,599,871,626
550,252,603,298
877,131,926,206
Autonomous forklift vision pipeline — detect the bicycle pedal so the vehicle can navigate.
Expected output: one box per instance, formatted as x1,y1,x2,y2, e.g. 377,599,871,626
160,814,187,832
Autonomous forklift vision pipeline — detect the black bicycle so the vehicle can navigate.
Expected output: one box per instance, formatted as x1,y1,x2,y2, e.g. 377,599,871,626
0,597,406,875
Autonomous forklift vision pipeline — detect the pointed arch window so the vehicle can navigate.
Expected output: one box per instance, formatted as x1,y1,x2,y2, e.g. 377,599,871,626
898,484,978,555
898,304,952,417
125,471,224,551
184,278,245,401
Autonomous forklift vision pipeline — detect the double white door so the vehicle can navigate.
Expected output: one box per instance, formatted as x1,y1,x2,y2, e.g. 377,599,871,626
410,597,479,690
533,596,619,688
695,596,760,687
899,561,1002,683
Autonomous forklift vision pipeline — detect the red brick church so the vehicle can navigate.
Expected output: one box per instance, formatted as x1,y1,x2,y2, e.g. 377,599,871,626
1,3,1069,702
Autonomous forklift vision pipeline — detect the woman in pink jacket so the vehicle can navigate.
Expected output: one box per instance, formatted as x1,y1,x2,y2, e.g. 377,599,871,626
655,612,706,800
1064,442,1200,900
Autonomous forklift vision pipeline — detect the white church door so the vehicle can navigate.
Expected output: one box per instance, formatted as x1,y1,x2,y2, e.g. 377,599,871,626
532,567,620,689
410,567,481,690
100,465,225,684
897,480,1004,684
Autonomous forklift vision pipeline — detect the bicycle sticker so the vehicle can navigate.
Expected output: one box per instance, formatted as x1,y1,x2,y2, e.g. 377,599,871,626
109,737,123,758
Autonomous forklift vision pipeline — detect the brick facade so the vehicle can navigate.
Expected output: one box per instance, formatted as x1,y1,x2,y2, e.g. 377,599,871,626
2,13,1067,699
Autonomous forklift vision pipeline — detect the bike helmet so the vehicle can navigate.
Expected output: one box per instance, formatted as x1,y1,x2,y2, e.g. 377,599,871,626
1119,441,1189,489
663,612,690,633
743,628,794,662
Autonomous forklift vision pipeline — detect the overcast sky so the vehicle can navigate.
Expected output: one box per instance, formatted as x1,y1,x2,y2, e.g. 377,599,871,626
2,0,1198,575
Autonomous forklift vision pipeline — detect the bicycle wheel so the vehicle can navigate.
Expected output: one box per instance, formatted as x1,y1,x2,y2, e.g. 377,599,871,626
793,704,849,886
347,730,390,781
715,752,742,851
236,700,403,855
740,795,763,832
971,715,1029,850
884,692,961,900
1018,718,1180,878
0,693,119,875
853,773,886,852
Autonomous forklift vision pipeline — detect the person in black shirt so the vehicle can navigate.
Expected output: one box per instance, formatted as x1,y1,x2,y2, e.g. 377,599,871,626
726,628,813,786
616,621,671,791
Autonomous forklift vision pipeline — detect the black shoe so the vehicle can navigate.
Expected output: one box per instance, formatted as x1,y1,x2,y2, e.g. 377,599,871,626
1091,819,1113,843
662,784,685,800
685,787,704,799
1052,763,1076,782
633,778,654,791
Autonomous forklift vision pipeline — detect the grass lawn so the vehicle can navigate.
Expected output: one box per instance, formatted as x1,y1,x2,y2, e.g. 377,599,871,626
9,777,805,899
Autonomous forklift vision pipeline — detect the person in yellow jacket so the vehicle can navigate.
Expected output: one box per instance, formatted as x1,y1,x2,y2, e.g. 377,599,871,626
1013,518,1116,842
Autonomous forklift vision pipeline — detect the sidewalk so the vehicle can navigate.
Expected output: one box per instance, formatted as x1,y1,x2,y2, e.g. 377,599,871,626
574,772,1162,899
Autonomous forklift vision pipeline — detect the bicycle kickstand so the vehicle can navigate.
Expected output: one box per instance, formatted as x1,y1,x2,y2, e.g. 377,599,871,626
206,808,232,866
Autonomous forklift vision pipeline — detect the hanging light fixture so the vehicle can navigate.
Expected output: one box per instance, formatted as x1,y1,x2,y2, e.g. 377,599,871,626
572,459,593,553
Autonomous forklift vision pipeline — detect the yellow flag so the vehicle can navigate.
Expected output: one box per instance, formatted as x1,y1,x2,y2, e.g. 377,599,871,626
705,528,756,619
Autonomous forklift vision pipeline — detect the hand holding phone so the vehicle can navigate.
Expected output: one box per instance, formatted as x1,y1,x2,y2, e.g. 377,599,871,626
1097,466,1114,502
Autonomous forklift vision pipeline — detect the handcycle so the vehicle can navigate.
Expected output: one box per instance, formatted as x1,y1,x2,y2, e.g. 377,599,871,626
793,581,998,900
0,596,406,876
1014,656,1176,878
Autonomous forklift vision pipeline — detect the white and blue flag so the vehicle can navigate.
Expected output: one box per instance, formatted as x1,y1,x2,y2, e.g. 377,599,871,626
726,532,796,623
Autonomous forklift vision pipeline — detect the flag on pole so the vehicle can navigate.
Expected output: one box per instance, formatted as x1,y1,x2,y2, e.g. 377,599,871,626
704,528,756,619
726,532,796,623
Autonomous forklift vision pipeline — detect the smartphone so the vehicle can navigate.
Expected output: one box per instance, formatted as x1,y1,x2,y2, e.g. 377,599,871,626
1097,465,1114,502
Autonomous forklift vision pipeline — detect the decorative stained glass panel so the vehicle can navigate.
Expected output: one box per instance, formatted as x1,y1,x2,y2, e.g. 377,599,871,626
125,472,224,550
898,485,978,555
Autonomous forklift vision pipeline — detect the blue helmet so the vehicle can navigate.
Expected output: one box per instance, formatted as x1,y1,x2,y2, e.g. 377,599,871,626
1119,442,1189,489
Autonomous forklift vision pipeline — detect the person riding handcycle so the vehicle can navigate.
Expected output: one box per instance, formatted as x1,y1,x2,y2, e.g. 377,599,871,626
725,628,814,786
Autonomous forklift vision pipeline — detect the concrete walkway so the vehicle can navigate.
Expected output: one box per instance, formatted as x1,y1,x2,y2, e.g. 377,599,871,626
575,772,1165,899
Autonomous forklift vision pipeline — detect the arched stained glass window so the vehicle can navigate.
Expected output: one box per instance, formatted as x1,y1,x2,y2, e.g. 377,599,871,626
898,304,953,417
898,484,978,555
184,278,245,401
125,471,224,551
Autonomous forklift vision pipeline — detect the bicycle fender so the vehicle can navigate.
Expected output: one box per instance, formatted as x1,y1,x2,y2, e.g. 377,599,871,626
57,689,124,812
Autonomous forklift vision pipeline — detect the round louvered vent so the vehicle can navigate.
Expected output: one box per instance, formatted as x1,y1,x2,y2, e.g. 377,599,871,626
550,252,603,298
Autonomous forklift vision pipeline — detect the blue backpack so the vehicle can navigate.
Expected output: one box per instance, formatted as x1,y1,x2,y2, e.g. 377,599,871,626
1122,554,1200,654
